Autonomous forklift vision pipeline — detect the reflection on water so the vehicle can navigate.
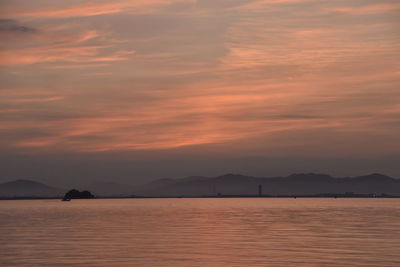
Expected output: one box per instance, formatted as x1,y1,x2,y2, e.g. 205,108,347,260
1,198,400,266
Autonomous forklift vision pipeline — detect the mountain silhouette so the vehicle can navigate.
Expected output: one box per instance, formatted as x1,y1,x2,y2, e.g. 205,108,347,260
0,179,63,197
1,173,399,198
136,173,400,196
86,181,135,197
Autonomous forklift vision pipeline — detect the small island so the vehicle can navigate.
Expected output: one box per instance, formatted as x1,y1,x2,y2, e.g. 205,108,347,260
63,189,94,201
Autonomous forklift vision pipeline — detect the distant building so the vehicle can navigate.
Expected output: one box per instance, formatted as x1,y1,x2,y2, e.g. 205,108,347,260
258,184,262,196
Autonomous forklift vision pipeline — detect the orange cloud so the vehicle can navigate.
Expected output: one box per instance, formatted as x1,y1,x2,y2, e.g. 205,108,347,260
1,0,197,19
4,79,320,153
0,45,134,65
1,0,399,157
235,0,314,10
332,3,400,15
0,21,135,66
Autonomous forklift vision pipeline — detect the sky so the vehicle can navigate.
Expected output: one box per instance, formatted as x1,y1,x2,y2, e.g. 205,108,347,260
0,0,399,186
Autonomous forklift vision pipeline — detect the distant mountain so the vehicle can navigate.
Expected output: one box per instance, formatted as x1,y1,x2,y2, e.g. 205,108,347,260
0,179,64,198
1,173,399,198
85,181,135,197
135,173,400,196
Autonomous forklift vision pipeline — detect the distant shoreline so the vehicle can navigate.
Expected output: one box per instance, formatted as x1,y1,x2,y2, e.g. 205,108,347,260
2,194,400,200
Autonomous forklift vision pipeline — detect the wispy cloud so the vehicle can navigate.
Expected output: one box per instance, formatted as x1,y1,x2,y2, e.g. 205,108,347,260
0,19,36,32
0,20,134,66
0,0,197,19
0,0,399,157
331,3,400,15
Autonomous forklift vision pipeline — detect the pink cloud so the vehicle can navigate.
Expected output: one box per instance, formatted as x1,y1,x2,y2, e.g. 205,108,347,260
1,0,399,156
1,0,197,19
0,45,134,65
332,3,400,15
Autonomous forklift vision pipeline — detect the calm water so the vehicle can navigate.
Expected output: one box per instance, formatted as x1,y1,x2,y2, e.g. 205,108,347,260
1,198,400,266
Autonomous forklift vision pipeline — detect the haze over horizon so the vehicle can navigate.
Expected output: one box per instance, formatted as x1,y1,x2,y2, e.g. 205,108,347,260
1,0,399,187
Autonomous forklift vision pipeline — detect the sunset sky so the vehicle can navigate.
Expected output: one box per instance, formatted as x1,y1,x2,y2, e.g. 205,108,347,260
1,0,399,186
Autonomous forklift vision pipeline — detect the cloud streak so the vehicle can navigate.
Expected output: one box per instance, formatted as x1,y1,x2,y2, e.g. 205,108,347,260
0,0,399,159
0,0,197,19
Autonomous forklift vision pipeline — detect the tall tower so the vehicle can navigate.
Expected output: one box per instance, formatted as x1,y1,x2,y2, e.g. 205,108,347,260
258,184,262,196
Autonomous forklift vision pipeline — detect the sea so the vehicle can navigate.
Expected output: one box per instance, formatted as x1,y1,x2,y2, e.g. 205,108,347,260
1,198,399,266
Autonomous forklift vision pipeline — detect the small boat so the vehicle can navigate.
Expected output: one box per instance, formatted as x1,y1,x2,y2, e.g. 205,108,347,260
62,198,71,201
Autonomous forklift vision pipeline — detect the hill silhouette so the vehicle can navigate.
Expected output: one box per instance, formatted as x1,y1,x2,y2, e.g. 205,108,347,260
1,173,399,198
0,179,63,198
136,173,400,196
86,181,135,197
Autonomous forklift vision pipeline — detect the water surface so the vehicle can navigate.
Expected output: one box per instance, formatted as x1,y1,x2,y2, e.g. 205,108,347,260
1,198,400,266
